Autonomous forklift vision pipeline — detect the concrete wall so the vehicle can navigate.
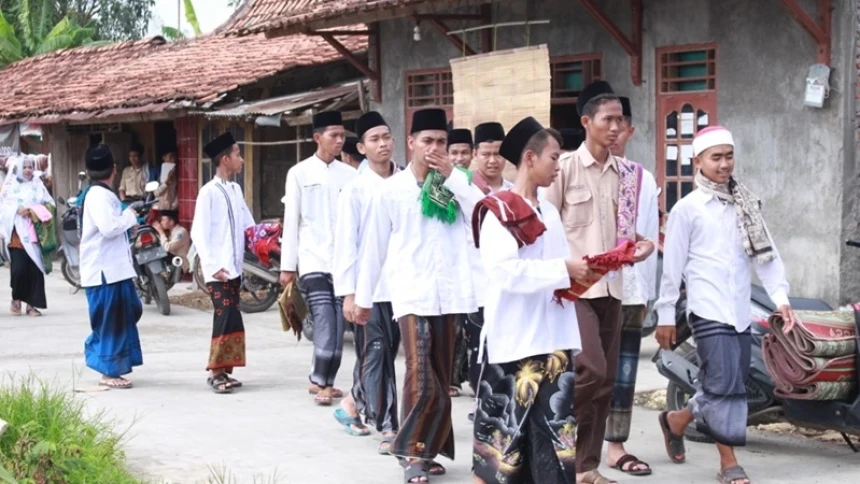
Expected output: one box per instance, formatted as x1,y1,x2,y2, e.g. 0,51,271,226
370,0,855,303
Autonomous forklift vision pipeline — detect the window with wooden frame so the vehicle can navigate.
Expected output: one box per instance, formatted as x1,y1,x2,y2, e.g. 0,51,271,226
404,68,454,160
656,44,718,211
550,54,602,130
198,119,255,208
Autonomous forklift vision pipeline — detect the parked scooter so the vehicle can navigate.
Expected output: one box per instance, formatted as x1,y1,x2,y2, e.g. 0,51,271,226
130,181,181,316
653,242,860,448
56,171,88,290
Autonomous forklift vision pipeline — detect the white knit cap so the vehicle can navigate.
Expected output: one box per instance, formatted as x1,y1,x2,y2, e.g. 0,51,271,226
692,126,734,157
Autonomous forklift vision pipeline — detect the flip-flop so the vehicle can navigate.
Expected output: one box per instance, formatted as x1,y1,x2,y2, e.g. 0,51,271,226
404,461,428,483
99,378,133,389
308,385,343,398
226,377,242,388
398,459,445,476
379,434,395,455
579,469,618,484
717,465,750,484
612,454,652,476
207,373,232,394
449,386,461,397
659,411,686,464
314,392,333,406
333,408,370,436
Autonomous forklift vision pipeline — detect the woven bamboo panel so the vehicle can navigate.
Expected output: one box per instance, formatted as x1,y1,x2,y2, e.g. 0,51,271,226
450,45,552,181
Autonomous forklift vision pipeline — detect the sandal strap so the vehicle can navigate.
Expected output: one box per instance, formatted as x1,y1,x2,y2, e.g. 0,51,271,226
616,454,647,470
720,465,748,481
404,463,427,483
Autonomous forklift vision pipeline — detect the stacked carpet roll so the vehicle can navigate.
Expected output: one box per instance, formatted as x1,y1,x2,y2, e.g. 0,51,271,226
762,308,857,400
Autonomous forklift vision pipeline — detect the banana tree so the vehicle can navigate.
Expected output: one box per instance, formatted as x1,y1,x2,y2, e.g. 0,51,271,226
160,0,202,41
0,0,98,67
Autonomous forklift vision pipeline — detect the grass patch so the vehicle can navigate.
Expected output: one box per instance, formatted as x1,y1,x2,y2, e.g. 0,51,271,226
199,464,282,484
0,373,140,484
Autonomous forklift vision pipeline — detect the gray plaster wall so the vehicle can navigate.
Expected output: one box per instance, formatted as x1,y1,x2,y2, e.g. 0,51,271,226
371,0,854,304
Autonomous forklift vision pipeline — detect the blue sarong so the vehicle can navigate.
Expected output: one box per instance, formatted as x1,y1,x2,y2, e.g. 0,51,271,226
84,277,143,377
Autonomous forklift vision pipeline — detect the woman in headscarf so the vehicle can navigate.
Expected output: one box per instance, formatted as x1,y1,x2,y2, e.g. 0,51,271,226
0,155,54,315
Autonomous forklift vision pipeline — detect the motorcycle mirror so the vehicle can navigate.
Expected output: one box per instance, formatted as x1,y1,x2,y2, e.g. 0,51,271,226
68,196,78,205
77,171,87,180
144,181,159,193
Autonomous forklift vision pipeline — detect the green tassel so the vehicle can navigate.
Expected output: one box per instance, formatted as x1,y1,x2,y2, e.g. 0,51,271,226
420,170,460,224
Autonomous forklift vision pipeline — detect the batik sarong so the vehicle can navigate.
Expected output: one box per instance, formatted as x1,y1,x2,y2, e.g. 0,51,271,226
300,272,345,388
687,313,751,447
605,304,645,442
392,314,457,460
450,314,469,390
84,277,143,377
473,351,577,484
353,302,400,432
206,277,246,373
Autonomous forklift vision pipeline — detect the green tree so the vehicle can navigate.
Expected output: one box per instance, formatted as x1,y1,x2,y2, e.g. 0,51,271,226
56,0,155,41
0,0,99,67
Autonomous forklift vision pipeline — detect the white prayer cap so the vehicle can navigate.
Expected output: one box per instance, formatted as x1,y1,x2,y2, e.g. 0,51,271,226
692,126,734,157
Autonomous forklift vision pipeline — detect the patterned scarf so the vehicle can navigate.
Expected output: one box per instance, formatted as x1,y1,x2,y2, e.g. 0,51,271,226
616,158,643,246
694,171,775,264
472,191,546,249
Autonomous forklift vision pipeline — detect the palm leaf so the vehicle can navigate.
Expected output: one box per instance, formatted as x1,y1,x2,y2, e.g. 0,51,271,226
183,0,202,36
17,0,33,53
0,10,23,64
161,26,185,41
34,0,52,43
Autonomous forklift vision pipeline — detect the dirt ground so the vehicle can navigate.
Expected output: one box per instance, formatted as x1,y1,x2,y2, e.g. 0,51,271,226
169,290,212,311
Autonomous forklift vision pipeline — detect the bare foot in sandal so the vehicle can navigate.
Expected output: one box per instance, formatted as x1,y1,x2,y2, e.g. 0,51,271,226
100,376,132,389
10,300,21,315
606,442,652,476
717,465,751,484
577,469,617,484
26,306,42,317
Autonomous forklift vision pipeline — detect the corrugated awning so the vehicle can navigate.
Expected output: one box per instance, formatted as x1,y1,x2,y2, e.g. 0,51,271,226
200,80,365,122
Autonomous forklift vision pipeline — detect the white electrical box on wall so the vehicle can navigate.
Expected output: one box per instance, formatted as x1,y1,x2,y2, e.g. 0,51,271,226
804,63,831,108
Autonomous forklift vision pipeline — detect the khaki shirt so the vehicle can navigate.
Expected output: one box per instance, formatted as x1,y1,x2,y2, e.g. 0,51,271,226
159,225,191,271
119,166,147,199
546,144,622,300
155,176,178,210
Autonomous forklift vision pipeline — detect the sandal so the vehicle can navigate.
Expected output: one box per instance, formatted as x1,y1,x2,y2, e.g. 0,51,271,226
10,301,20,315
659,411,686,464
578,469,617,484
404,461,428,483
449,386,461,397
26,306,42,317
314,392,333,406
308,384,343,398
99,377,133,389
226,376,242,388
207,373,233,394
612,454,652,476
426,460,445,476
333,408,370,436
379,434,395,455
717,465,750,484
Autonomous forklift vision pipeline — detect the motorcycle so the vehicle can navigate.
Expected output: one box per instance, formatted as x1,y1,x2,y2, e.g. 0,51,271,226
56,171,88,290
189,221,281,314
130,181,182,316
653,241,860,447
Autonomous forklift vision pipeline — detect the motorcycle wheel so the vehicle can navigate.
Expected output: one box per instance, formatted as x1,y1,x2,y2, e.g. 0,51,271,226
239,277,278,313
192,255,207,292
149,269,171,316
665,342,716,444
60,257,81,289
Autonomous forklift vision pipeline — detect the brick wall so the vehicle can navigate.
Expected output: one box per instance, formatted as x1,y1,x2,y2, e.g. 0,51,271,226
176,116,198,229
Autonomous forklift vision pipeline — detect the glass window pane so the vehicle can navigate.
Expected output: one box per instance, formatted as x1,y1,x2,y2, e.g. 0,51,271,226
201,161,211,185
681,181,694,198
667,182,679,211
665,112,678,139
665,144,678,177
697,109,709,130
564,71,583,91
680,104,695,139
678,51,706,62
678,80,707,91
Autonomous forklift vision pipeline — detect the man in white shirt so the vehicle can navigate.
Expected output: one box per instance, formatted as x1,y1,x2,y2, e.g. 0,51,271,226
447,128,473,169
604,96,659,477
354,108,477,482
654,126,797,484
471,116,586,484
333,111,401,447
280,111,357,405
341,136,363,170
191,132,255,394
80,144,146,390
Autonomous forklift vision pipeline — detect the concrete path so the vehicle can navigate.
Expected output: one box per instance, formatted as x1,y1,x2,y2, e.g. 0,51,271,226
1,268,857,483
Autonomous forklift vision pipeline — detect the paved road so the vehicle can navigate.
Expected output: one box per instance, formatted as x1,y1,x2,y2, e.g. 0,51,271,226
1,268,857,483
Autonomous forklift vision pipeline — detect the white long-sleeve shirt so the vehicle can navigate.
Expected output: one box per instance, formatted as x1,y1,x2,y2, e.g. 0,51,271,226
622,165,660,305
191,176,255,283
439,169,506,308
332,161,398,301
479,196,581,364
281,155,357,274
654,189,790,332
80,185,139,287
355,165,478,319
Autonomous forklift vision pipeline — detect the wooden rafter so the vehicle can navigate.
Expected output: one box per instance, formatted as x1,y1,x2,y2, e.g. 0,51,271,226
424,16,477,56
317,29,382,102
578,0,642,86
778,0,831,65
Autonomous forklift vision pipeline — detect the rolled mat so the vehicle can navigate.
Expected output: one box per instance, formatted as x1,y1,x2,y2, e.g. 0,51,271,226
762,308,857,400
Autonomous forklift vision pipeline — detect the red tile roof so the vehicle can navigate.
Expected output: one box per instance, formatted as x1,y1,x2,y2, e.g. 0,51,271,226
0,29,367,124
228,0,479,35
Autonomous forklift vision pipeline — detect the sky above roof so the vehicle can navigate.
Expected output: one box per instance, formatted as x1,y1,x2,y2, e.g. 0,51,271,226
148,0,235,36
